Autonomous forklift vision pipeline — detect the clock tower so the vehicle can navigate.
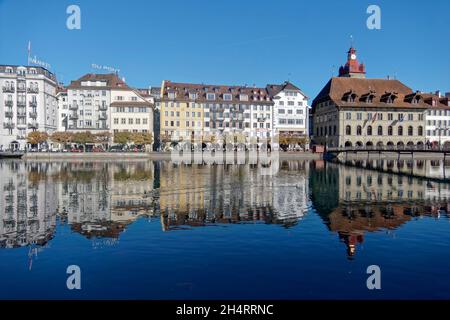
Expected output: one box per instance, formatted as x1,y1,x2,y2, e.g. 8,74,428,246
339,47,366,78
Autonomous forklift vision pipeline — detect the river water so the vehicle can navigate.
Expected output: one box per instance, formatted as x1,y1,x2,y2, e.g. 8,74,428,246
0,159,449,299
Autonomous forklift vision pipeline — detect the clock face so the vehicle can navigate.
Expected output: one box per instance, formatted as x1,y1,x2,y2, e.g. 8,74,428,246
351,54,357,60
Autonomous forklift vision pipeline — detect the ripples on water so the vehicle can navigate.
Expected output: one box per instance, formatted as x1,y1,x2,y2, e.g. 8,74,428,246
0,159,449,299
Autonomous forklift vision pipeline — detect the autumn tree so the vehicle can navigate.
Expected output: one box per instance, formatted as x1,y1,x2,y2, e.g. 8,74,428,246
50,132,73,147
27,131,48,146
114,131,132,145
72,131,95,150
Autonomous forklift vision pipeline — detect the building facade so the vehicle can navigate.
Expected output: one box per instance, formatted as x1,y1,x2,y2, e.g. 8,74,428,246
266,81,309,137
423,93,450,147
66,73,153,144
56,86,68,132
0,65,58,151
160,80,307,148
312,47,428,149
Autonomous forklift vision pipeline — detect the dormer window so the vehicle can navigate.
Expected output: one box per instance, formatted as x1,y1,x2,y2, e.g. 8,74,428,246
223,93,232,101
387,97,393,104
207,93,216,100
189,92,197,100
168,92,176,99
239,94,248,101
347,94,357,103
5,67,13,73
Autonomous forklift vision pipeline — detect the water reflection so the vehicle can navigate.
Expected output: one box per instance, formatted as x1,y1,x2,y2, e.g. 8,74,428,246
311,160,450,258
1,159,450,262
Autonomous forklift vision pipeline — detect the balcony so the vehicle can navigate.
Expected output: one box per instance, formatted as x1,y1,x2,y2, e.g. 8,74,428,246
29,112,38,119
69,104,79,110
98,113,107,120
17,111,27,118
3,122,15,129
17,135,26,140
17,86,26,93
2,86,15,93
17,101,26,107
99,105,108,111
29,101,37,108
69,113,78,120
5,100,13,107
16,123,27,128
5,111,13,118
27,87,39,94
28,123,38,129
69,125,77,130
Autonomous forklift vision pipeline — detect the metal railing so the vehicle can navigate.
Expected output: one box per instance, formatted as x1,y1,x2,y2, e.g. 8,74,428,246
2,87,15,93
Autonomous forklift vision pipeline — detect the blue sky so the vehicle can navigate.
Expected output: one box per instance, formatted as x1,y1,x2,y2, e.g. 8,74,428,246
0,0,449,98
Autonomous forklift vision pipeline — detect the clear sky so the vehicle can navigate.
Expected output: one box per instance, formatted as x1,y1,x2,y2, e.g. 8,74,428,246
0,0,449,98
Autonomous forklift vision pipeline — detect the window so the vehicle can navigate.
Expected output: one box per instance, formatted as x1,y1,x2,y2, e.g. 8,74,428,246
128,119,133,125
367,113,372,120
136,119,141,125
189,93,197,100
419,114,424,121
357,125,362,135
398,113,404,121
367,125,372,135
114,118,119,124
346,112,351,120
279,109,285,114
388,126,393,135
207,93,216,100
398,126,403,136
239,94,248,101
143,119,148,125
297,109,303,114
288,101,294,106
223,93,232,101
408,114,413,121
378,126,383,135
357,113,362,120
418,126,423,136
121,118,126,124
408,126,413,136
346,125,351,135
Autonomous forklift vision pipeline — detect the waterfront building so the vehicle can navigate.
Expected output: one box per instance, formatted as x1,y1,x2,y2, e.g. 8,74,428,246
0,65,58,151
66,73,154,145
266,81,309,148
311,47,428,149
137,87,161,150
160,80,279,148
423,92,450,148
56,85,68,132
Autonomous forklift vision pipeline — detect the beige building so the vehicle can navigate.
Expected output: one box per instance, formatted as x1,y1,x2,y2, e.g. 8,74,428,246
312,47,428,149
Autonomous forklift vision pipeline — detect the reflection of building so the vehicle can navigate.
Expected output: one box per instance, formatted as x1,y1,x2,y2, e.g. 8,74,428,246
310,161,450,258
0,161,57,248
158,161,309,230
312,47,427,149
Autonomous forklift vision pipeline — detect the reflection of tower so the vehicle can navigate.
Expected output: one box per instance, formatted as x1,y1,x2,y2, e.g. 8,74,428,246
338,232,364,259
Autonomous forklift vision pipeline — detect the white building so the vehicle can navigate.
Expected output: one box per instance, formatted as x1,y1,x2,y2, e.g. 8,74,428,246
0,65,58,151
110,87,153,137
56,86,68,132
423,92,450,147
266,81,309,140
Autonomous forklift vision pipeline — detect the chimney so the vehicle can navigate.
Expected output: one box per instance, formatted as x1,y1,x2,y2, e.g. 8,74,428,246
435,90,442,97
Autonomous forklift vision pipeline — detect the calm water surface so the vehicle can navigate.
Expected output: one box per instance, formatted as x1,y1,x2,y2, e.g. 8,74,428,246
0,159,450,299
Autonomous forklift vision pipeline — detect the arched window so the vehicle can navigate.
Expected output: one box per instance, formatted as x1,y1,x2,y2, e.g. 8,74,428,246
346,125,351,135
388,126,393,136
408,126,413,136
357,125,362,135
367,125,372,135
418,126,423,136
398,126,403,136
378,126,383,135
